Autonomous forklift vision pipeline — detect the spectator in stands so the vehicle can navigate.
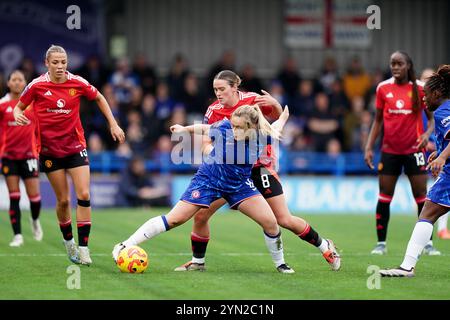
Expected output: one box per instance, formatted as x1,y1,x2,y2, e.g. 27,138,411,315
18,57,39,84
364,68,385,109
307,92,340,152
109,57,140,104
167,53,190,101
125,110,147,155
152,135,173,166
319,56,339,94
141,93,163,146
87,132,105,155
343,56,371,101
328,79,350,120
291,79,315,118
116,156,170,207
76,55,109,90
155,82,181,121
124,86,144,114
343,96,365,151
164,106,187,135
268,80,289,108
115,141,132,158
132,53,157,94
326,138,342,158
276,57,302,105
179,72,206,120
239,64,264,94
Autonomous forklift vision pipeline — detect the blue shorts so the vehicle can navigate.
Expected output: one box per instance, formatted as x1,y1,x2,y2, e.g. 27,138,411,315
426,172,450,207
180,174,260,210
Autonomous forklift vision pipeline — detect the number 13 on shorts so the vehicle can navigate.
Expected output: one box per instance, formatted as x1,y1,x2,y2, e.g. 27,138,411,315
414,152,425,166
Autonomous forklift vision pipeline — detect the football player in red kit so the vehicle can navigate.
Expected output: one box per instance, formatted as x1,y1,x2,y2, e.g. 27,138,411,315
175,70,340,272
365,51,440,255
14,45,125,265
0,70,42,247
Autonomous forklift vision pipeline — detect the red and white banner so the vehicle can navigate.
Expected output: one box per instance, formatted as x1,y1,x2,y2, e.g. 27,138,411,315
285,0,372,48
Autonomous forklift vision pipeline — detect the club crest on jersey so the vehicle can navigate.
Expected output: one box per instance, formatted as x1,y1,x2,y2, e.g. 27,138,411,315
378,162,383,171
395,99,405,109
191,190,200,199
6,106,12,113
45,160,53,168
56,99,66,108
69,88,77,96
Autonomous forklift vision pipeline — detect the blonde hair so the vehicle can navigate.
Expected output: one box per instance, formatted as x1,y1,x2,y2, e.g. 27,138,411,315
231,105,281,140
45,45,67,60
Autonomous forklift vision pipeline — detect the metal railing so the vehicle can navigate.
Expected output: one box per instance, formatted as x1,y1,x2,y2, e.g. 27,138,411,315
88,150,379,176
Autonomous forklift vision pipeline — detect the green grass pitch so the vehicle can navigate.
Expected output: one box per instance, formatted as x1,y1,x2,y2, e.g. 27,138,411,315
0,208,449,300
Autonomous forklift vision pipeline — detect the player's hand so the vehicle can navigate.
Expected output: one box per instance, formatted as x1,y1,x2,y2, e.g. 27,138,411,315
254,90,280,109
427,151,438,164
14,111,30,126
416,134,429,149
426,156,445,178
110,124,125,143
170,124,187,133
364,148,374,170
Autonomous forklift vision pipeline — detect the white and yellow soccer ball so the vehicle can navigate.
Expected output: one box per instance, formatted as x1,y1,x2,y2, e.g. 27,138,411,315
116,245,149,273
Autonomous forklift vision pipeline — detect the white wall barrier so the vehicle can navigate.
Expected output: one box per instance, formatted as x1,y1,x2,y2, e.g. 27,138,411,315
172,175,434,214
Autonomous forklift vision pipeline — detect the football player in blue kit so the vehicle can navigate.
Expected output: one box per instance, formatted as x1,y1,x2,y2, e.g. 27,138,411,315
380,65,450,277
113,105,296,273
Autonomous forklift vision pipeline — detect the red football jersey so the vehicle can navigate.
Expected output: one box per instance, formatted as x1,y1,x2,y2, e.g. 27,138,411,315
203,91,276,168
376,78,426,155
19,72,98,157
203,91,273,124
0,99,38,160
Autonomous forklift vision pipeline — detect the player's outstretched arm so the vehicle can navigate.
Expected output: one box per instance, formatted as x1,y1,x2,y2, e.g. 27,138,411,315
13,101,30,126
417,109,435,149
95,92,125,143
270,105,289,134
170,124,211,136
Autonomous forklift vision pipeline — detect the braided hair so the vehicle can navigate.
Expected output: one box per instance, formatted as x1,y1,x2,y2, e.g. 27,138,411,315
425,65,450,99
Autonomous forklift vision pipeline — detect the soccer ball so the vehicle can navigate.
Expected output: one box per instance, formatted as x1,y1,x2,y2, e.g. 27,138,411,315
116,245,148,273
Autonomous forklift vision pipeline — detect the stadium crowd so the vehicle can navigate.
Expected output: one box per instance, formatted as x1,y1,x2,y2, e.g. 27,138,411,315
0,51,430,161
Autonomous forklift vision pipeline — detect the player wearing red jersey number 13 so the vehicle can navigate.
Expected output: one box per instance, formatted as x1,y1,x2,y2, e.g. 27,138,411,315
14,45,126,265
364,51,439,255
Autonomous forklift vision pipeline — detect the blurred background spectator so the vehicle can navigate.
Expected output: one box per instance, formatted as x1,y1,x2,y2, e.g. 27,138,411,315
116,156,170,207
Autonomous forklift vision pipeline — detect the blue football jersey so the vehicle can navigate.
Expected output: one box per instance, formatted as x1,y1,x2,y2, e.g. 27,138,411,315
198,119,269,192
433,100,450,174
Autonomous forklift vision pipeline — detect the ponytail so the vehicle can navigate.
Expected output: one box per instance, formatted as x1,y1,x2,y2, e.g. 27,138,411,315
255,106,281,140
396,51,420,112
